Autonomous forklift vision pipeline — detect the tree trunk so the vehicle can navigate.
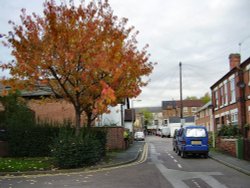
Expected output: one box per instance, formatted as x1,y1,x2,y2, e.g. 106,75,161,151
75,109,81,136
86,112,93,128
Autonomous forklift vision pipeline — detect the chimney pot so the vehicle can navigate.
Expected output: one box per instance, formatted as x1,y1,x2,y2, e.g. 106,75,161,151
229,53,241,70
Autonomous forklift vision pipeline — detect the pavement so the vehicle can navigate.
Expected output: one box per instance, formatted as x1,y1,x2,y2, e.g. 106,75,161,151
209,150,250,176
1,140,250,176
93,141,145,169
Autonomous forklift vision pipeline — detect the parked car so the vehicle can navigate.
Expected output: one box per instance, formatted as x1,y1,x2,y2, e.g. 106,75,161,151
176,125,209,158
172,129,179,152
156,126,170,138
134,131,145,141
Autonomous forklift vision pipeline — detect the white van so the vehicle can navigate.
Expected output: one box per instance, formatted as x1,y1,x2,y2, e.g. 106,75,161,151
157,126,170,138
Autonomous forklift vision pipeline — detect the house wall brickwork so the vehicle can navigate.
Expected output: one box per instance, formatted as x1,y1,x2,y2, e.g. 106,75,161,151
162,100,204,120
195,102,213,132
216,137,237,157
195,115,213,132
27,99,86,125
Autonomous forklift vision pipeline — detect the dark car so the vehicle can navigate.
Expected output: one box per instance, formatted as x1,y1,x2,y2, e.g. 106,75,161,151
176,125,209,158
172,129,179,153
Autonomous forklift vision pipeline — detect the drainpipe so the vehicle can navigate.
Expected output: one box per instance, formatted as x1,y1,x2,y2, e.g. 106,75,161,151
237,68,247,138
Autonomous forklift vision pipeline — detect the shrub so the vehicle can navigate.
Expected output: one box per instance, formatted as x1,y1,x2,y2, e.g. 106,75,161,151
0,92,35,128
50,128,107,169
7,124,60,157
217,124,241,137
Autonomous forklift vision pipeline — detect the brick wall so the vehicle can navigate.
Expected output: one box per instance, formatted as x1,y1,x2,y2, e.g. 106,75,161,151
27,99,86,125
99,127,126,150
216,137,237,157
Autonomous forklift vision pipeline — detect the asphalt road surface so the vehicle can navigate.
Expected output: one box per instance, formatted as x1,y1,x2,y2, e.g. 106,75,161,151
1,135,250,188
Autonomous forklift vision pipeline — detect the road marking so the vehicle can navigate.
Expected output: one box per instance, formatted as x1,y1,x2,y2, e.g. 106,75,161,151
170,156,174,159
177,164,182,168
155,162,227,188
192,180,201,188
174,159,178,163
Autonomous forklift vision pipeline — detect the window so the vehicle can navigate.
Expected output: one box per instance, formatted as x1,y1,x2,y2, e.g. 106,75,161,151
231,112,238,125
183,107,188,113
186,128,206,137
230,77,236,103
215,90,219,108
224,82,228,105
154,119,159,125
220,86,224,107
215,117,220,130
164,119,168,125
192,107,197,112
248,70,250,86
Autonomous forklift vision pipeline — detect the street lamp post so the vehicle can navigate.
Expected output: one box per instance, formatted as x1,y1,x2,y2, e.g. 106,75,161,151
239,35,250,62
131,99,141,132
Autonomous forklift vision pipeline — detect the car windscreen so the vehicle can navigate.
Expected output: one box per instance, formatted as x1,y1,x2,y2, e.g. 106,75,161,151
135,132,144,136
186,128,206,137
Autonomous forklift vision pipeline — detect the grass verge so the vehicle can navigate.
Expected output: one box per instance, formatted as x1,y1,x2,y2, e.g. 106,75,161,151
0,157,54,172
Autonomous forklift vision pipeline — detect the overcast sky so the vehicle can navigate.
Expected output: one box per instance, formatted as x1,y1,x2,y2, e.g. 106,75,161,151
1,0,250,107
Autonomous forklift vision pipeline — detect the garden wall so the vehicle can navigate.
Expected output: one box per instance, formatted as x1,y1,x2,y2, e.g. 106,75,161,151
96,126,126,150
216,137,237,157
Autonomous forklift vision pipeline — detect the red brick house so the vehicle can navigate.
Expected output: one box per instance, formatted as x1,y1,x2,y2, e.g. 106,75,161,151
211,53,250,138
162,100,205,120
195,101,213,132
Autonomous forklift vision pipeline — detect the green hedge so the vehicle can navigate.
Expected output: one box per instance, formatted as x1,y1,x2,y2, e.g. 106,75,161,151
6,124,60,157
1,93,107,168
50,128,107,169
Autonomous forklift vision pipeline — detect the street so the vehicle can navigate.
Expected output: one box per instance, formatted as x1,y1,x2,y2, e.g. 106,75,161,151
1,136,250,188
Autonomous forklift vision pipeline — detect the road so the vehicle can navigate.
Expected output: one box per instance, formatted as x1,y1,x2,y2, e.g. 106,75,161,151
1,135,250,188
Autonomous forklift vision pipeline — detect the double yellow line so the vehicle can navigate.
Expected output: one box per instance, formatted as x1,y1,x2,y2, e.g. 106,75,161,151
1,143,149,179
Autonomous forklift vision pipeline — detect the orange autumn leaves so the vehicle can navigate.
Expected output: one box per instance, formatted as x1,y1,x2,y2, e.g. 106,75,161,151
1,0,154,127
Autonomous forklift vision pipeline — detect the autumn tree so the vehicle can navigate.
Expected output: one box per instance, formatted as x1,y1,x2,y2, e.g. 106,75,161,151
1,0,154,134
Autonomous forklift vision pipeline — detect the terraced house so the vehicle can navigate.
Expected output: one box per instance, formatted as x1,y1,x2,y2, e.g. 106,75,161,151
211,53,250,139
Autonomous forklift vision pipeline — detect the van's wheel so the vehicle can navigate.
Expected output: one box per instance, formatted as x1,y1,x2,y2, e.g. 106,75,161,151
178,149,181,156
204,153,208,159
181,151,186,158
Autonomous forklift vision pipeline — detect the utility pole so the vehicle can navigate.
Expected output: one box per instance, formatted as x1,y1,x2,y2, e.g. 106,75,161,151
179,62,185,126
179,62,183,119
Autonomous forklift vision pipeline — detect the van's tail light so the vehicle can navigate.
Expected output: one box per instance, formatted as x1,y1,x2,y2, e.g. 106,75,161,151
181,141,186,145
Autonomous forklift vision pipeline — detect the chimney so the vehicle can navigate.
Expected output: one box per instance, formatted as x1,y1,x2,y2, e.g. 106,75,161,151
229,53,241,70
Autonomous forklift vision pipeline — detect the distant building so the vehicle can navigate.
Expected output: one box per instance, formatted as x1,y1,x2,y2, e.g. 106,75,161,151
195,101,213,132
134,107,162,133
162,100,205,120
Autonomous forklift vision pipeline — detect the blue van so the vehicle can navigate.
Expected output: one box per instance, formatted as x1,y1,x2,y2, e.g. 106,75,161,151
176,125,209,158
